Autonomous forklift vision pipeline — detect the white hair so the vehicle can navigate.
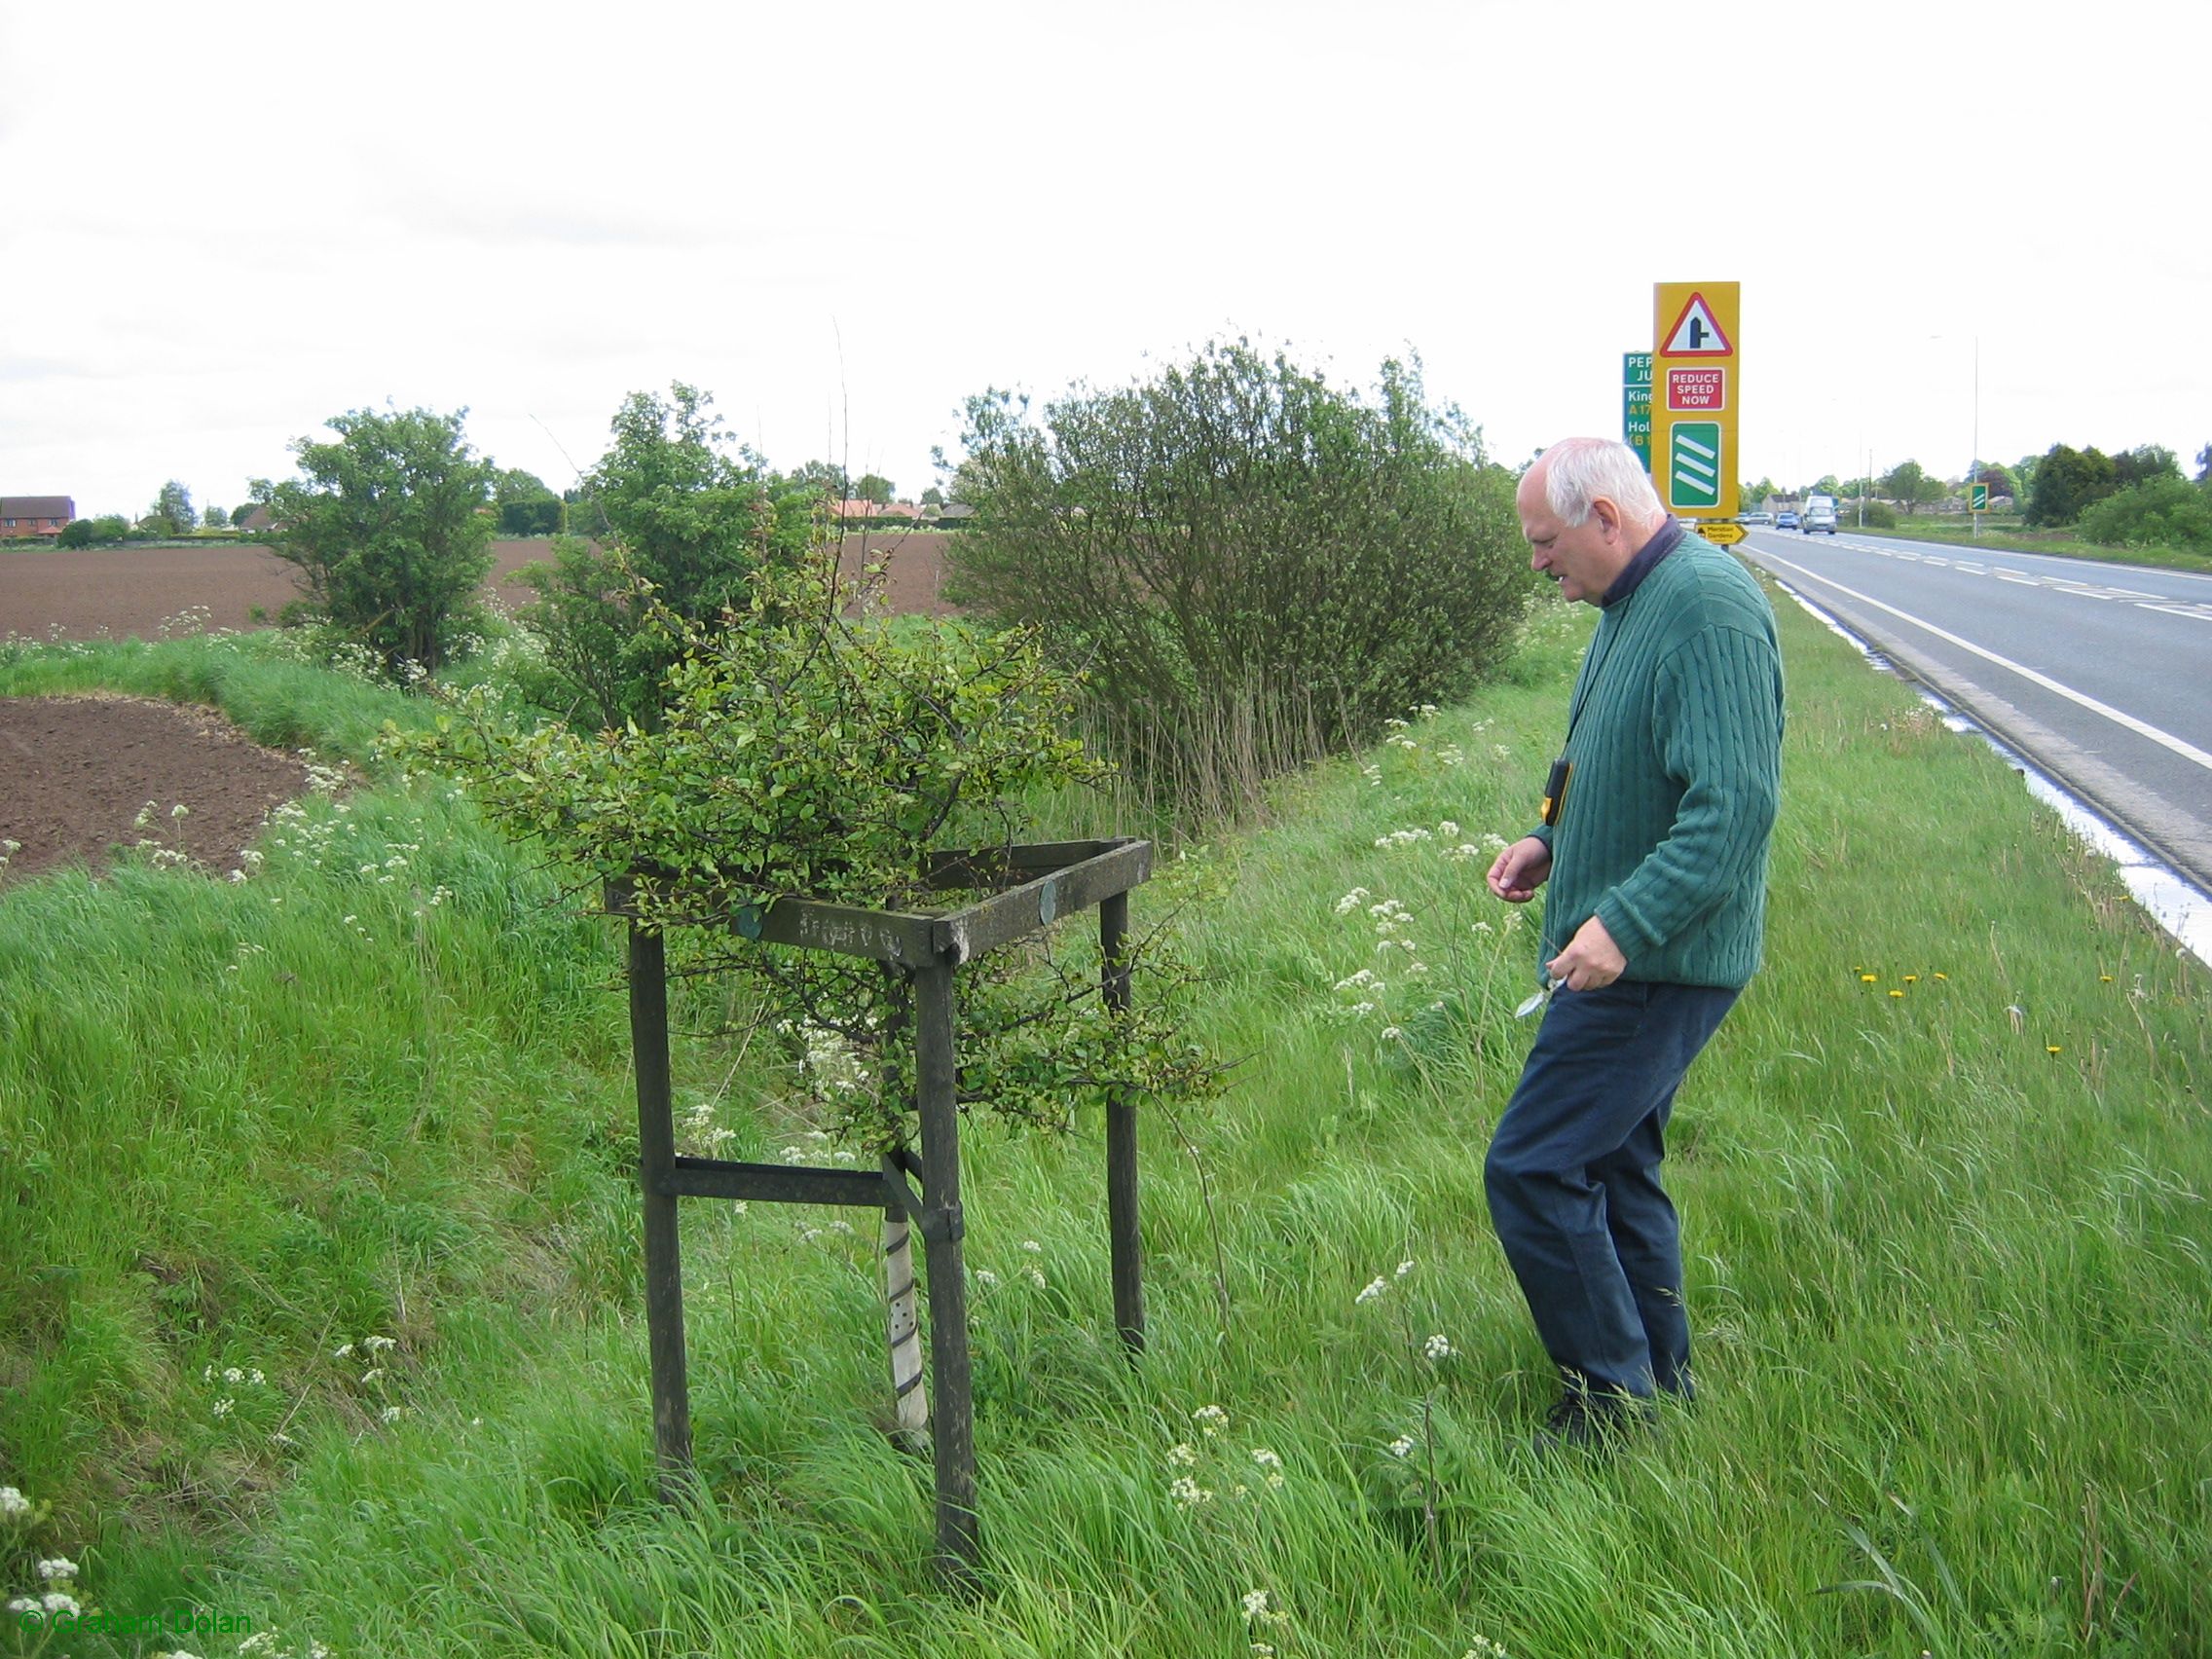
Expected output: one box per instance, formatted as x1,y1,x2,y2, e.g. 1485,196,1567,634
1538,437,1663,528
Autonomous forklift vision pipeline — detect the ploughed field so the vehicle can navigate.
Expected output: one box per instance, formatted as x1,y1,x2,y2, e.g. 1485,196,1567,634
0,532,956,888
0,538,555,642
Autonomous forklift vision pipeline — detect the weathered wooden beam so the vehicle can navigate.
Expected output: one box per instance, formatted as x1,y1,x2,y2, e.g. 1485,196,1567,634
1100,889,1145,1357
660,1157,892,1208
932,839,1154,965
729,897,943,967
913,963,979,1579
919,839,1126,892
627,922,694,1492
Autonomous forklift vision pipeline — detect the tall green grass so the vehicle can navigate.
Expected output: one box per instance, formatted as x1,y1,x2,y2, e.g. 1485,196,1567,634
2,602,2205,1657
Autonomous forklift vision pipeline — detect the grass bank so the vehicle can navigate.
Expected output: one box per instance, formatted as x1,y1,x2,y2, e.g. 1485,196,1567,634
2,596,2205,1657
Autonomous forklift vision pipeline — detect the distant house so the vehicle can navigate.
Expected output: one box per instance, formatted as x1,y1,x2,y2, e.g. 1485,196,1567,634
0,496,75,539
240,503,276,534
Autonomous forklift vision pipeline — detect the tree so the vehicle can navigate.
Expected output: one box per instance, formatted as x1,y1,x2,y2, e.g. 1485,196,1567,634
2111,445,2179,489
948,341,1533,818
2025,443,2118,528
56,519,95,549
231,503,258,528
852,472,896,505
202,503,230,530
90,514,131,544
498,498,563,535
920,485,945,508
515,383,817,731
141,480,194,536
1741,476,1775,509
1880,460,1942,514
254,405,498,674
2195,443,2210,485
787,460,850,503
496,466,558,505
1974,462,2018,500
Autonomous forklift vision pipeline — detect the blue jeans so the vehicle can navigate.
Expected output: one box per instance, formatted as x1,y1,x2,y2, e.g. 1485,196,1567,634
1484,978,1739,1400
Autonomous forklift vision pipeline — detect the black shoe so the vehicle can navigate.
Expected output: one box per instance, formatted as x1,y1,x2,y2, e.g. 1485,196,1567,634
1530,1388,1655,1456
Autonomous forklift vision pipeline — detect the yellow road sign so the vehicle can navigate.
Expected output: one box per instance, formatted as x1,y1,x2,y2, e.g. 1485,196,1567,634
1692,520,1747,546
1653,282,1741,520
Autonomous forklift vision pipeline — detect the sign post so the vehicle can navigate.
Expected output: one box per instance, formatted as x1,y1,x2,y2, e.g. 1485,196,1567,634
1623,351,1652,468
1652,282,1741,534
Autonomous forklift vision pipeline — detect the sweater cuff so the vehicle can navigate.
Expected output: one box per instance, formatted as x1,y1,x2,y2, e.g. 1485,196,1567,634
1594,890,1659,964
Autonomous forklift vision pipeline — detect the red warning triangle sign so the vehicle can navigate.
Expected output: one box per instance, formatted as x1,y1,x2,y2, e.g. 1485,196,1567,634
1660,292,1733,356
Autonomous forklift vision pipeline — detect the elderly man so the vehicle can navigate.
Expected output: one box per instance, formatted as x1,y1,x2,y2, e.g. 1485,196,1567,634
1484,436,1783,1449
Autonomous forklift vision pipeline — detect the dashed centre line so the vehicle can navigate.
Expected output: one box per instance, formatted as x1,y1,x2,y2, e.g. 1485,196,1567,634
1809,537,2210,618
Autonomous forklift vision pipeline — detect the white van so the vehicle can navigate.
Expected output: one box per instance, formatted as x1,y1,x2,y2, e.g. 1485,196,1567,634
1800,495,1838,535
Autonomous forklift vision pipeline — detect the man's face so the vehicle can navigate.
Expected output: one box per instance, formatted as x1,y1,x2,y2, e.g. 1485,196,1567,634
1517,472,1626,607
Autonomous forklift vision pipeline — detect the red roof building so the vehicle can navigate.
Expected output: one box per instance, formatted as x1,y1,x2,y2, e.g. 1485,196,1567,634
0,497,75,539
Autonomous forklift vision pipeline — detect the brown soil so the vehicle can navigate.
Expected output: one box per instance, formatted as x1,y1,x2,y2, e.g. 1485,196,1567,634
0,693,313,887
0,532,956,644
0,533,958,888
0,538,559,643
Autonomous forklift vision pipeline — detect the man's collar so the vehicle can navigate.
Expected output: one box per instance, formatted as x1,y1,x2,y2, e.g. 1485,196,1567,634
1601,517,1684,607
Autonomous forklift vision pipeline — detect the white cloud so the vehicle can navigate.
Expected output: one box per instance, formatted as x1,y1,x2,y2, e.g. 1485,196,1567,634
4,0,2206,519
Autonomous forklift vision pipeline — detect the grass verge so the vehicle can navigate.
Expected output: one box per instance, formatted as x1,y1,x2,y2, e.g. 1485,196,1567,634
2,595,2205,1657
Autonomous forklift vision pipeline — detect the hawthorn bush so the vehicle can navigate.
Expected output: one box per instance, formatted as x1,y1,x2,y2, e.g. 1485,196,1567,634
389,549,1218,1150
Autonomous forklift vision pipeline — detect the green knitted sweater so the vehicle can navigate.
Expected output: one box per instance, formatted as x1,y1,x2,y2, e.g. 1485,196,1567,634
1530,535,1785,989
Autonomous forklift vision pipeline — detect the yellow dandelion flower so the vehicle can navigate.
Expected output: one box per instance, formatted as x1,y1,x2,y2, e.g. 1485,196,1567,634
2046,1045,2063,1054
1889,989,1905,999
1933,972,1948,980
1861,974,1878,983
2100,975,2114,983
1903,975,1919,983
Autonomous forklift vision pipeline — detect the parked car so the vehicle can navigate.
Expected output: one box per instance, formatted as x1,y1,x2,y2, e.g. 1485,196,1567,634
1776,510,1800,531
1738,511,1775,527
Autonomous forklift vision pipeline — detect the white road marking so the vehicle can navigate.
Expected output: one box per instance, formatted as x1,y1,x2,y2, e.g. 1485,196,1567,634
1754,550,2212,774
2140,603,2212,624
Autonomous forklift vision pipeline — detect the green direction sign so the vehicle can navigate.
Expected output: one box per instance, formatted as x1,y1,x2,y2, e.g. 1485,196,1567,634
1624,351,1654,465
1969,482,1990,511
1667,422,1722,510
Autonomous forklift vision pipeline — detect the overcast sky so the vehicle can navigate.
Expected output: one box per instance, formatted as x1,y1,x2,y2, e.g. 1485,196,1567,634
5,0,2206,522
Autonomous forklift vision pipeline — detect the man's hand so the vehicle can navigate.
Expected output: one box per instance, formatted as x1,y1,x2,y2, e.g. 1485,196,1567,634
1486,835,1553,903
1546,914,1626,991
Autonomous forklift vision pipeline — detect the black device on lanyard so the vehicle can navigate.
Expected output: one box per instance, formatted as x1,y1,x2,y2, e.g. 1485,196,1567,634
1540,756,1571,827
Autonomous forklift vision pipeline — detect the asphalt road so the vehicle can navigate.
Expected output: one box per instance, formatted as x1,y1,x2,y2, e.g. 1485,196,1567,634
1733,527,2212,898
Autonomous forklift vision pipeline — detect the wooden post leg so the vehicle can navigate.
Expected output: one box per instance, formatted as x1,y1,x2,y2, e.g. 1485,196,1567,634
1100,892,1145,1356
912,963,979,1579
628,920,693,1494
882,1199,929,1452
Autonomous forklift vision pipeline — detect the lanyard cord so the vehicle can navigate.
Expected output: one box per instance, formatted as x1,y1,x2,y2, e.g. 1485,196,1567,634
1562,600,1629,752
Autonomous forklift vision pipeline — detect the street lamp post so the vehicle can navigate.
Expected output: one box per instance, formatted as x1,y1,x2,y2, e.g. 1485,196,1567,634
1930,332,1982,538
1972,335,1981,541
